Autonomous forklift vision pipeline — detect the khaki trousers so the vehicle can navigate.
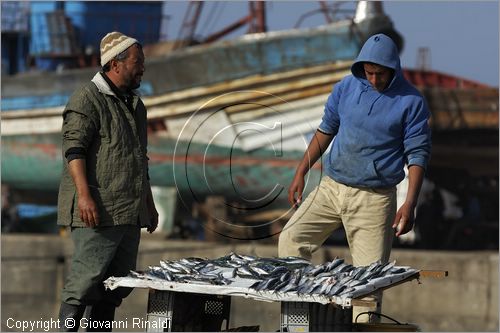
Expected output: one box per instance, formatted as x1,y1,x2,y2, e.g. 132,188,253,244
278,176,396,322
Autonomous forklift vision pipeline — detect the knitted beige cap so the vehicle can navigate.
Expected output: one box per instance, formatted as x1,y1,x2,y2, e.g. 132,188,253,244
100,31,138,67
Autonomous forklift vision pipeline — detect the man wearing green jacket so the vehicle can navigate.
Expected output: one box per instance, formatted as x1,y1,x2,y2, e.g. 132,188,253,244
57,31,158,331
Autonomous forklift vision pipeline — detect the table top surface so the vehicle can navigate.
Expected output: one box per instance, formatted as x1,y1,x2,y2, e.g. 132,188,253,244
104,268,420,307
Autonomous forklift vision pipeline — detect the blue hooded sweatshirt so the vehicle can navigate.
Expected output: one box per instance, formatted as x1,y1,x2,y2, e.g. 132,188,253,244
318,33,431,188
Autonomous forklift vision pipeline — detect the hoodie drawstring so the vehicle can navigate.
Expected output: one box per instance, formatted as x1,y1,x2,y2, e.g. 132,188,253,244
368,94,383,115
357,87,368,104
357,87,383,115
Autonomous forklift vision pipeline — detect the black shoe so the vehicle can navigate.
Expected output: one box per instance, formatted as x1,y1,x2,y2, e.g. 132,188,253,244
59,302,85,332
86,302,116,332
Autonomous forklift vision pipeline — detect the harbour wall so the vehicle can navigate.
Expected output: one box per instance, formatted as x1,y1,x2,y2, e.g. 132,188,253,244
1,234,498,331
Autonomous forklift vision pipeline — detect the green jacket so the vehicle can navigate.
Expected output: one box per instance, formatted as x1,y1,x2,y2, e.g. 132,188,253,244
57,72,151,228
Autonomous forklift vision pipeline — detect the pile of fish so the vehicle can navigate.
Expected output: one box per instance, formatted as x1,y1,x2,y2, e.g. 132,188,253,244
132,253,418,299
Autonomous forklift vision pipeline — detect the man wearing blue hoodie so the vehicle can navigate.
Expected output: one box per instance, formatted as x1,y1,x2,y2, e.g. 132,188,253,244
278,34,431,321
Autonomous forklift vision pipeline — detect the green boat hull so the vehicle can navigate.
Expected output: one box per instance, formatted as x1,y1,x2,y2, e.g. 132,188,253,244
2,133,323,208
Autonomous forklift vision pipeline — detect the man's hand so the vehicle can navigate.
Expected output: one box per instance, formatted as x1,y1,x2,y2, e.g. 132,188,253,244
394,164,425,237
147,211,159,233
146,185,159,234
288,174,305,208
68,159,99,227
78,193,99,228
392,202,415,237
287,130,333,208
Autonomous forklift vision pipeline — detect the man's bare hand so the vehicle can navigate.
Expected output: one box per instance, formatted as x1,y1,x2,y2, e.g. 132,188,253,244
392,202,415,237
288,175,305,208
78,194,99,228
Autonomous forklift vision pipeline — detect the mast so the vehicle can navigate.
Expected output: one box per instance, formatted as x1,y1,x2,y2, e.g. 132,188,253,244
174,1,204,49
353,1,385,24
353,1,404,52
202,1,267,44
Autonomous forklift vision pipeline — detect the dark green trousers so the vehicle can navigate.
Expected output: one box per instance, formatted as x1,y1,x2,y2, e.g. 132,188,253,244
61,225,140,306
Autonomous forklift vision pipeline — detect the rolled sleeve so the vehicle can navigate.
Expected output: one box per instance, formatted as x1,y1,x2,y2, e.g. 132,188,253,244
404,98,432,170
318,82,342,135
66,153,86,163
61,86,100,156
62,110,96,157
407,155,427,169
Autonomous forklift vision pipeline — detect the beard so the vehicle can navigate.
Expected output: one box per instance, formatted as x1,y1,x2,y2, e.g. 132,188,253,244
125,74,141,90
130,80,141,90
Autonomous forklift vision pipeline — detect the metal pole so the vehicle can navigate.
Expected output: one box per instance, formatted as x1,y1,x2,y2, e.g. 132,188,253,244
319,1,333,24
254,2,267,32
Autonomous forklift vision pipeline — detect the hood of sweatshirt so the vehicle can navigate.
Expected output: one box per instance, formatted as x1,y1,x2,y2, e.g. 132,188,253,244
350,33,402,91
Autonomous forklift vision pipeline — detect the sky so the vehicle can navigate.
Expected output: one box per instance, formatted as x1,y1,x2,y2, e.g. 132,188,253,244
161,1,499,87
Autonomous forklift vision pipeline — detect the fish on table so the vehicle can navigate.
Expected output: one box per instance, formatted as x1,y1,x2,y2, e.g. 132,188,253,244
127,252,418,300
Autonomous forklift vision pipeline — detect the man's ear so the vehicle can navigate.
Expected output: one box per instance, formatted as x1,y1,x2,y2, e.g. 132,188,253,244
110,59,119,73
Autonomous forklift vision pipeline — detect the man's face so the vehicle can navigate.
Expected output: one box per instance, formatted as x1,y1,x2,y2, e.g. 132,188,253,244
363,63,393,92
117,44,145,90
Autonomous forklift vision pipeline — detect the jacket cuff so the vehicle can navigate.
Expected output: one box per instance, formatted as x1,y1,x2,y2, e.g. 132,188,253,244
317,127,333,135
407,156,427,170
65,147,86,158
317,124,334,135
66,154,86,162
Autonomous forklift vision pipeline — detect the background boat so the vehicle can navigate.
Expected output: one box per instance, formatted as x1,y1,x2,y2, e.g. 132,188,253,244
1,1,498,247
1,2,400,200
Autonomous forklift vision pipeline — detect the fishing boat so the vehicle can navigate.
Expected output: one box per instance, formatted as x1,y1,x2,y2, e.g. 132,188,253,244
1,1,498,226
1,2,398,204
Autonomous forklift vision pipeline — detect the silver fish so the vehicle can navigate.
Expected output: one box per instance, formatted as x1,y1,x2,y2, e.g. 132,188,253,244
325,258,344,272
